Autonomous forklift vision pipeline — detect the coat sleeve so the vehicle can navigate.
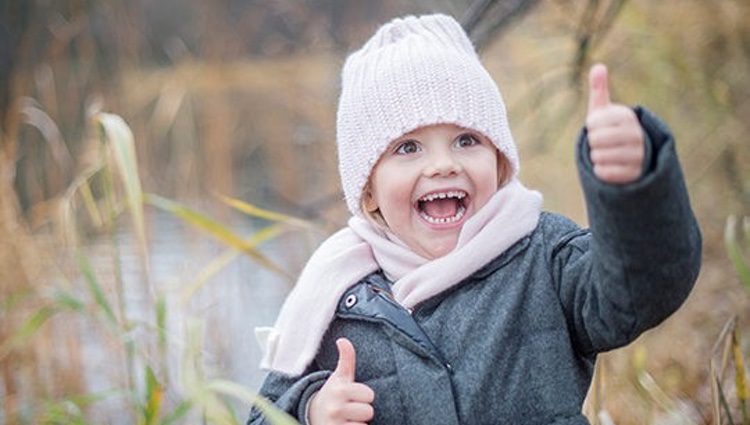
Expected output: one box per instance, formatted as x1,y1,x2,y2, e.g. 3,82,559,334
246,366,332,425
550,106,702,356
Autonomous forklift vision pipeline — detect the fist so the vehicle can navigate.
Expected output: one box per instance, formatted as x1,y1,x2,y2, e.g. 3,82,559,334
586,64,645,184
308,338,375,425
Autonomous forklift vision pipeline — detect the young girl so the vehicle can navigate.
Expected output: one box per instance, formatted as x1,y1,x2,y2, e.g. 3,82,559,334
248,14,701,425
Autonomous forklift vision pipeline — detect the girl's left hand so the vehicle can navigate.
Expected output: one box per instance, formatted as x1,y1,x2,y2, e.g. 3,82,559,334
585,63,645,184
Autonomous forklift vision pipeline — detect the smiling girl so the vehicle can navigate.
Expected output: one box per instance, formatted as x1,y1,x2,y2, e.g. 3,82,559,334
248,14,701,425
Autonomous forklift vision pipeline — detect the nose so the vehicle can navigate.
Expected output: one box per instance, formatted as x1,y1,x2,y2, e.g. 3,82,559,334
423,148,462,177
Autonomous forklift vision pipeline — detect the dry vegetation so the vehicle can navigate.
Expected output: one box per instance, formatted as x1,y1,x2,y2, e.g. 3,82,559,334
1,1,749,424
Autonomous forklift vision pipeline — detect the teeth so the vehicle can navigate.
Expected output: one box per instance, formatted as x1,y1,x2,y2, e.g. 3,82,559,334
419,190,467,202
416,190,468,225
419,205,466,225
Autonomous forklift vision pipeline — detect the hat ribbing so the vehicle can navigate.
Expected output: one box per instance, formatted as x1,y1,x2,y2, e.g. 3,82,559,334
336,14,519,216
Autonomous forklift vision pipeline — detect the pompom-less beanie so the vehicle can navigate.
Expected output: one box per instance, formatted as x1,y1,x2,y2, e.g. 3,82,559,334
336,13,519,216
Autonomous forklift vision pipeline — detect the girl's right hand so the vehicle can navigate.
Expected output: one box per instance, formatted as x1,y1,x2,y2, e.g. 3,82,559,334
308,338,375,425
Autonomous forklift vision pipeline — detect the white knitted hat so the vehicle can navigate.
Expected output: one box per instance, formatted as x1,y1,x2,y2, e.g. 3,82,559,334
336,13,519,216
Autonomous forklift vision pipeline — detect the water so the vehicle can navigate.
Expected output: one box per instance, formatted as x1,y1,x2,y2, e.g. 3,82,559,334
80,209,319,422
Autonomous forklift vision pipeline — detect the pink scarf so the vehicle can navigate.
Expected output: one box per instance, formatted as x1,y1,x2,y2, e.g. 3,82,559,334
257,179,543,376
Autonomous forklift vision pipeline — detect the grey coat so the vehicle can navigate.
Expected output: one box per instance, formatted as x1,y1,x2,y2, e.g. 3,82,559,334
247,107,702,425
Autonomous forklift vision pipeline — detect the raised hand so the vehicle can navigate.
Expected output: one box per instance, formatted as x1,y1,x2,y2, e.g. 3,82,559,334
586,63,645,184
308,338,375,425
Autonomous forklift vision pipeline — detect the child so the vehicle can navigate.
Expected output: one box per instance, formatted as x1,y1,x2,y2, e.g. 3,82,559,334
248,14,701,425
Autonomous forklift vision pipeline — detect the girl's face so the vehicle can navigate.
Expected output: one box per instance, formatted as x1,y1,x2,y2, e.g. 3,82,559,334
363,124,501,259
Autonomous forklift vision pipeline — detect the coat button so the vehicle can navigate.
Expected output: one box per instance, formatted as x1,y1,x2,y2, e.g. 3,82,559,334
345,294,358,308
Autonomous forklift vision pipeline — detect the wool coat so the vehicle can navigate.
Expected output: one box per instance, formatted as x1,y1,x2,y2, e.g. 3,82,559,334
247,107,702,425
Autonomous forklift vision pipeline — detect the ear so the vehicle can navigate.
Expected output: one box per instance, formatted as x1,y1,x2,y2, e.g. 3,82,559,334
496,151,511,187
362,186,379,212
361,185,389,228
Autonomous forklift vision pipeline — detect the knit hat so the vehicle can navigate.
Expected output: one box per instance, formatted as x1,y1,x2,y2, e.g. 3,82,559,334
336,13,519,216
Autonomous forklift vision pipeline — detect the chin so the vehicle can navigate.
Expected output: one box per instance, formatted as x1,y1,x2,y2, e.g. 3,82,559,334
423,239,458,259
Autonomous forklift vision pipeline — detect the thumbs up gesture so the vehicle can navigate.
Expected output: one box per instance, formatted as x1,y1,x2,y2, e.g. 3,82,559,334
308,338,375,425
586,64,645,184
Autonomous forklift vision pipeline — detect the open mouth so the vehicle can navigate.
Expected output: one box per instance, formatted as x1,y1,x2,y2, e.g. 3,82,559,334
416,190,468,225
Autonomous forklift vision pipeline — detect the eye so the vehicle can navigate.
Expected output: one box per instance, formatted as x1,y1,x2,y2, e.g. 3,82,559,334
394,140,420,155
455,133,480,148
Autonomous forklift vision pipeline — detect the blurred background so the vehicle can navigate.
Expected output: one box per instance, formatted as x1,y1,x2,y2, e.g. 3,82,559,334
1,0,749,424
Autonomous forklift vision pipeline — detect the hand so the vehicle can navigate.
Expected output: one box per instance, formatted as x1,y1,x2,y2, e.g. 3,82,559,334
308,338,375,425
586,63,645,184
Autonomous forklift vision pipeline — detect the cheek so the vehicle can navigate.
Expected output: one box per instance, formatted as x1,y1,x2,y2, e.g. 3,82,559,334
471,156,500,205
378,185,413,219
370,168,414,219
479,155,499,180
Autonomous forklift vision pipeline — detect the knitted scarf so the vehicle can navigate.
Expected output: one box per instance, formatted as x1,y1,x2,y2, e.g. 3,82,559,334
257,178,543,376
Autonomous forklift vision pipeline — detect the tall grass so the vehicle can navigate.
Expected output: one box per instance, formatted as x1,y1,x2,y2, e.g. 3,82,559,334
2,1,749,424
726,215,750,292
1,111,303,424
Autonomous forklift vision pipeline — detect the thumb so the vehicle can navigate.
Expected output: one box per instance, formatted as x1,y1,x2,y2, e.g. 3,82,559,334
588,63,611,113
332,338,356,382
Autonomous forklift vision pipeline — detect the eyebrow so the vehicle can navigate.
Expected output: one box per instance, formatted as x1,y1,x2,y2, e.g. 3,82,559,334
389,127,479,147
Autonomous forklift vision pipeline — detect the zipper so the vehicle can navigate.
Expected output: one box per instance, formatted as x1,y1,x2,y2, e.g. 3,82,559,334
366,282,450,372
370,284,395,302
370,284,415,315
